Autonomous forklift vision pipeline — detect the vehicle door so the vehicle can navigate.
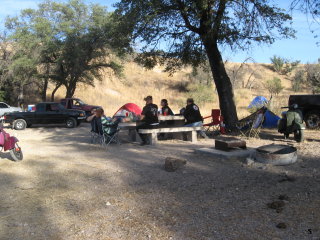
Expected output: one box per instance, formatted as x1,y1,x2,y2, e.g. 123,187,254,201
43,103,66,124
51,103,67,123
0,103,9,116
60,99,67,109
34,104,47,124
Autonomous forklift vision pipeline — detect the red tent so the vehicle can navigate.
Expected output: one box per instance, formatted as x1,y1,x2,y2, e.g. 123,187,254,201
113,103,142,117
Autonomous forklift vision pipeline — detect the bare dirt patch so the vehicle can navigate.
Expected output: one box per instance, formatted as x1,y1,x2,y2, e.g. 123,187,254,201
0,125,319,240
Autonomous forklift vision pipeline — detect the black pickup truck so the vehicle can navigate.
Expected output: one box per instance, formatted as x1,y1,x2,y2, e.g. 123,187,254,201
289,94,320,129
4,102,86,130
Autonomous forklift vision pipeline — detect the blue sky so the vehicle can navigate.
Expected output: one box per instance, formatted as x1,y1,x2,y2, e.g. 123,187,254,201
0,0,319,64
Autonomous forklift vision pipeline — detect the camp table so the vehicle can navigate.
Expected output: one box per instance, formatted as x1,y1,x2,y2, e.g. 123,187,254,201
119,122,137,141
158,115,185,127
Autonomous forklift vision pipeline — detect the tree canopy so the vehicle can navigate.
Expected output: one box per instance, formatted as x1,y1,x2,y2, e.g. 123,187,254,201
115,0,294,126
4,0,131,101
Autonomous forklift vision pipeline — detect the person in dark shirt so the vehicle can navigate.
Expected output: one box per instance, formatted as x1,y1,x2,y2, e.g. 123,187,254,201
183,98,207,138
136,96,159,145
184,98,203,125
160,99,174,116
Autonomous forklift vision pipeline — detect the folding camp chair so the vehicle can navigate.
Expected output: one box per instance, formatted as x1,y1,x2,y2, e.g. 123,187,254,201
237,107,266,138
203,109,222,133
102,120,121,147
90,117,105,145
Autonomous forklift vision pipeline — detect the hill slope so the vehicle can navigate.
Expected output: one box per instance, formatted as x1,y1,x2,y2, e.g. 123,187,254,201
51,61,309,117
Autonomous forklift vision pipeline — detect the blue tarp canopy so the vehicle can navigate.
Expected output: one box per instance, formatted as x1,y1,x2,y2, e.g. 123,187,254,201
262,110,280,128
247,96,280,128
248,96,268,109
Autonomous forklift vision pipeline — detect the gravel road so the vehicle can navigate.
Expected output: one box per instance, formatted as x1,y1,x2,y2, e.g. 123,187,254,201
0,125,319,240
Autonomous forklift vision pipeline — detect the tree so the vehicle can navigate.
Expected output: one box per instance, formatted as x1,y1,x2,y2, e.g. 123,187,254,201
270,55,286,74
292,69,305,92
115,0,294,127
0,31,19,104
6,0,131,100
270,55,300,75
305,61,320,93
291,0,320,43
265,77,284,97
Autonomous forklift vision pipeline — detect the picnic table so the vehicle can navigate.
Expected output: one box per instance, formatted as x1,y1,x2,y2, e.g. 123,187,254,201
158,115,184,121
118,115,187,143
118,122,137,141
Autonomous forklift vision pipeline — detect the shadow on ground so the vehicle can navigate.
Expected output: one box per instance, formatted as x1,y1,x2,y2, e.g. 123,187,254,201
0,125,319,240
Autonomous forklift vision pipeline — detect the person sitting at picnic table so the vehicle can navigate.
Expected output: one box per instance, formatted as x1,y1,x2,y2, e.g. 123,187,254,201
136,95,159,145
183,98,207,138
160,99,174,116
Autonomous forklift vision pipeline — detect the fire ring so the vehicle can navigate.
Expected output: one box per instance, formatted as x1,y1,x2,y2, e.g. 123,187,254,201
255,144,298,166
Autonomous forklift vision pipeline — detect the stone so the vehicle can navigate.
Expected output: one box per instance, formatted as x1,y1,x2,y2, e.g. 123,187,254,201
267,200,285,210
278,174,296,183
278,194,290,201
215,137,246,151
276,223,287,229
245,158,255,166
164,157,187,172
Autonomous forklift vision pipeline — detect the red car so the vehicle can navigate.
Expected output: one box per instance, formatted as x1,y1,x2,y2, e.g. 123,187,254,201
60,98,101,116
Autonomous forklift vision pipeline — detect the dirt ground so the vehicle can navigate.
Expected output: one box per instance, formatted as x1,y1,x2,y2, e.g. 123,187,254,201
0,124,319,240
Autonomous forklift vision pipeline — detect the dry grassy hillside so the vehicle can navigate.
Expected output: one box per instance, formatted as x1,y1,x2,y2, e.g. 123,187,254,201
52,61,309,118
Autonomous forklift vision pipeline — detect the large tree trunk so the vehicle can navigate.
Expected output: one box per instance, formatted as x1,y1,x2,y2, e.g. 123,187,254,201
17,84,24,109
202,36,238,127
41,78,48,101
41,64,50,101
65,79,77,98
51,83,62,102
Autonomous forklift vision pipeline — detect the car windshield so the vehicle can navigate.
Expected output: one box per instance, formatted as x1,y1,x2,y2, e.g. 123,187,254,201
0,103,9,108
74,99,86,105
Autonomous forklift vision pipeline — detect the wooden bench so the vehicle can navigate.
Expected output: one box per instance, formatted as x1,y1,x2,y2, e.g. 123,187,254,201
138,126,202,145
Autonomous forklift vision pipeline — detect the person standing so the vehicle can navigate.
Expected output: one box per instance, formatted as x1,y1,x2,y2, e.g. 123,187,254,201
183,98,207,138
136,96,159,145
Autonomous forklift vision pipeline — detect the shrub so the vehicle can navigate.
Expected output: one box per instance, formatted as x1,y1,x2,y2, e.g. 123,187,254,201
0,90,5,102
265,77,284,97
187,83,216,106
292,70,305,92
305,62,320,94
270,55,300,75
270,55,285,74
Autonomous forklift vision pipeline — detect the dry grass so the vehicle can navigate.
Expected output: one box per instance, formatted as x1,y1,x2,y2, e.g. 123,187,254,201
50,61,310,118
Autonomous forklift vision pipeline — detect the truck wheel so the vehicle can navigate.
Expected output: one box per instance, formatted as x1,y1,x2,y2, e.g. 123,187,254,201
14,119,27,130
294,129,304,142
305,110,320,129
66,118,77,128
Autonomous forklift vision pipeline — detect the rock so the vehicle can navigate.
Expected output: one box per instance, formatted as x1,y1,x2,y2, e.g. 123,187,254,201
164,157,187,172
245,158,255,166
276,222,287,229
267,200,285,211
278,174,296,183
278,194,289,201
